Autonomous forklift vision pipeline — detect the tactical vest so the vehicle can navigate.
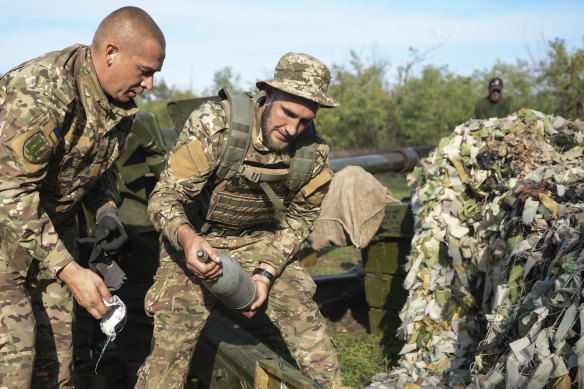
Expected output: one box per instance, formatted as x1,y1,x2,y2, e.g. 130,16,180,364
199,89,317,232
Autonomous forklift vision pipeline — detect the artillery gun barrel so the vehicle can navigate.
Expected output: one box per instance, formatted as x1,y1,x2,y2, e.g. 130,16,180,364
329,146,434,174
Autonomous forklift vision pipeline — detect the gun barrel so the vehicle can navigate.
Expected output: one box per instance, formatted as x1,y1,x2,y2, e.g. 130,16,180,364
329,146,434,174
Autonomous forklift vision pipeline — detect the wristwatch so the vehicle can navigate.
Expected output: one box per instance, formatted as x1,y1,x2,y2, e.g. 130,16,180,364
253,268,275,284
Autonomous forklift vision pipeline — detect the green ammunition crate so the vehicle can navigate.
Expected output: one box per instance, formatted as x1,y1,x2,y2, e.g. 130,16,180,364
368,307,401,336
362,238,411,275
364,273,408,310
362,202,414,336
377,203,415,238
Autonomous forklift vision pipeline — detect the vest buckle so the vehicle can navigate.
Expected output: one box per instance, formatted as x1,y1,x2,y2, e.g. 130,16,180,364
240,166,261,183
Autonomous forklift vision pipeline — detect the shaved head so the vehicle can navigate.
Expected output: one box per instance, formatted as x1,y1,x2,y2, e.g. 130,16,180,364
92,6,165,54
90,6,166,103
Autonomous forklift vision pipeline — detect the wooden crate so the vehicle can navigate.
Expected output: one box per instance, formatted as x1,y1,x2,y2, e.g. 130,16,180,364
362,238,411,275
362,202,414,336
368,308,402,336
364,273,408,310
377,203,414,238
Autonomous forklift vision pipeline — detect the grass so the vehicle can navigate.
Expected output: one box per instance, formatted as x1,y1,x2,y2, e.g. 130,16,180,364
306,246,362,276
334,331,390,387
313,248,399,389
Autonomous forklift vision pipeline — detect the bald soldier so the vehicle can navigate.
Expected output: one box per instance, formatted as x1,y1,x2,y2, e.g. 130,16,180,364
0,6,165,388
136,53,345,388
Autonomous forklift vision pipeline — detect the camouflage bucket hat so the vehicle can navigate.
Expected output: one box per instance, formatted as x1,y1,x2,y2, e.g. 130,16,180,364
256,52,340,108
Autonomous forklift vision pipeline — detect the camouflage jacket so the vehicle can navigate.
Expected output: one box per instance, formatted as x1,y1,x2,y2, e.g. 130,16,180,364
148,96,332,274
0,44,138,277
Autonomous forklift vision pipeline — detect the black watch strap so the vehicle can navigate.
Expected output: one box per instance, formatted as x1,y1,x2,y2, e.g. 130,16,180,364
253,268,275,283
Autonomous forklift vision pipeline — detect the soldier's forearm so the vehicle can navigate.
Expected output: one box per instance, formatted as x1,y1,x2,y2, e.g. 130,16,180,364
177,223,198,250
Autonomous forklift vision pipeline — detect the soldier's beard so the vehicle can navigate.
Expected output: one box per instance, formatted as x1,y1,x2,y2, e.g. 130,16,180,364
261,104,289,153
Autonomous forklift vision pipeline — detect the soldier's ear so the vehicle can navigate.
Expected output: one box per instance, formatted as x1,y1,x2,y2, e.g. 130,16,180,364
105,44,118,66
264,85,274,102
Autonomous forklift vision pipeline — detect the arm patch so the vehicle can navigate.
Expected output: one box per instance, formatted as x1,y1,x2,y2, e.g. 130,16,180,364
169,139,210,179
301,168,332,197
10,120,59,171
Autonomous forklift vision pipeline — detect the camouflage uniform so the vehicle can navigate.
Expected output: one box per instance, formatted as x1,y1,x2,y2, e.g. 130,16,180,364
136,84,342,386
0,44,137,388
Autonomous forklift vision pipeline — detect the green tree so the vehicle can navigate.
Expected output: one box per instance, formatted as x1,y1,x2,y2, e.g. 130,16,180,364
315,51,393,151
538,38,584,120
391,65,476,146
201,66,243,96
135,78,196,128
132,38,584,149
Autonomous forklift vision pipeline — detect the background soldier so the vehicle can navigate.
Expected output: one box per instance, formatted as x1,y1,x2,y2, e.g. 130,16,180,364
0,7,165,388
136,53,344,388
474,76,511,119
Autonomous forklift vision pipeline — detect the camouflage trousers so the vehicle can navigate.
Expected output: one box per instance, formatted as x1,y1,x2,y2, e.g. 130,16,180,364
135,231,342,388
0,223,77,388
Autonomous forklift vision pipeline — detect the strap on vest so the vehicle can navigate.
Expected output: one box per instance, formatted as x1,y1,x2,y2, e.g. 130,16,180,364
239,164,287,212
259,182,287,212
285,123,317,202
215,89,254,182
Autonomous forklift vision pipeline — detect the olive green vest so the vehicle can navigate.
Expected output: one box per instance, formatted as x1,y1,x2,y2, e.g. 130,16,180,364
200,89,317,232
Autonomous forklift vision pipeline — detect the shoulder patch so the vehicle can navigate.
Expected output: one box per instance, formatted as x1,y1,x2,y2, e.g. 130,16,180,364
169,139,210,179
10,120,58,170
301,168,332,197
23,131,52,163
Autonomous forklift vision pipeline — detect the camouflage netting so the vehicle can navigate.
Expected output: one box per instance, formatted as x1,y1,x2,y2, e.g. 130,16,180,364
370,109,584,389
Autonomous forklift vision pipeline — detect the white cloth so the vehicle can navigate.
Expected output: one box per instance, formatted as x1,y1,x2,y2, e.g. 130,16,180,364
100,295,127,339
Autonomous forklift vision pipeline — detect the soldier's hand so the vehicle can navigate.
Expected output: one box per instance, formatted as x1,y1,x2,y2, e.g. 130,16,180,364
58,261,113,319
241,265,275,318
177,225,222,281
240,279,269,318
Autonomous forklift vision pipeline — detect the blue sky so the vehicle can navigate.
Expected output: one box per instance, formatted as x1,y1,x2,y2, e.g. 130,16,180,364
1,1,582,94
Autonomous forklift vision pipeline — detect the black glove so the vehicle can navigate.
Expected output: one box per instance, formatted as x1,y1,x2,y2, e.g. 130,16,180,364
95,207,128,256
88,208,128,291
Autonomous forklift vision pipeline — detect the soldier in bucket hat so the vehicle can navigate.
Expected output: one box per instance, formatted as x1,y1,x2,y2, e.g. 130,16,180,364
136,53,344,388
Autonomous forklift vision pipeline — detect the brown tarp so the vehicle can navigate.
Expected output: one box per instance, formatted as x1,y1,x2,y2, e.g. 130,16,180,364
306,166,400,250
